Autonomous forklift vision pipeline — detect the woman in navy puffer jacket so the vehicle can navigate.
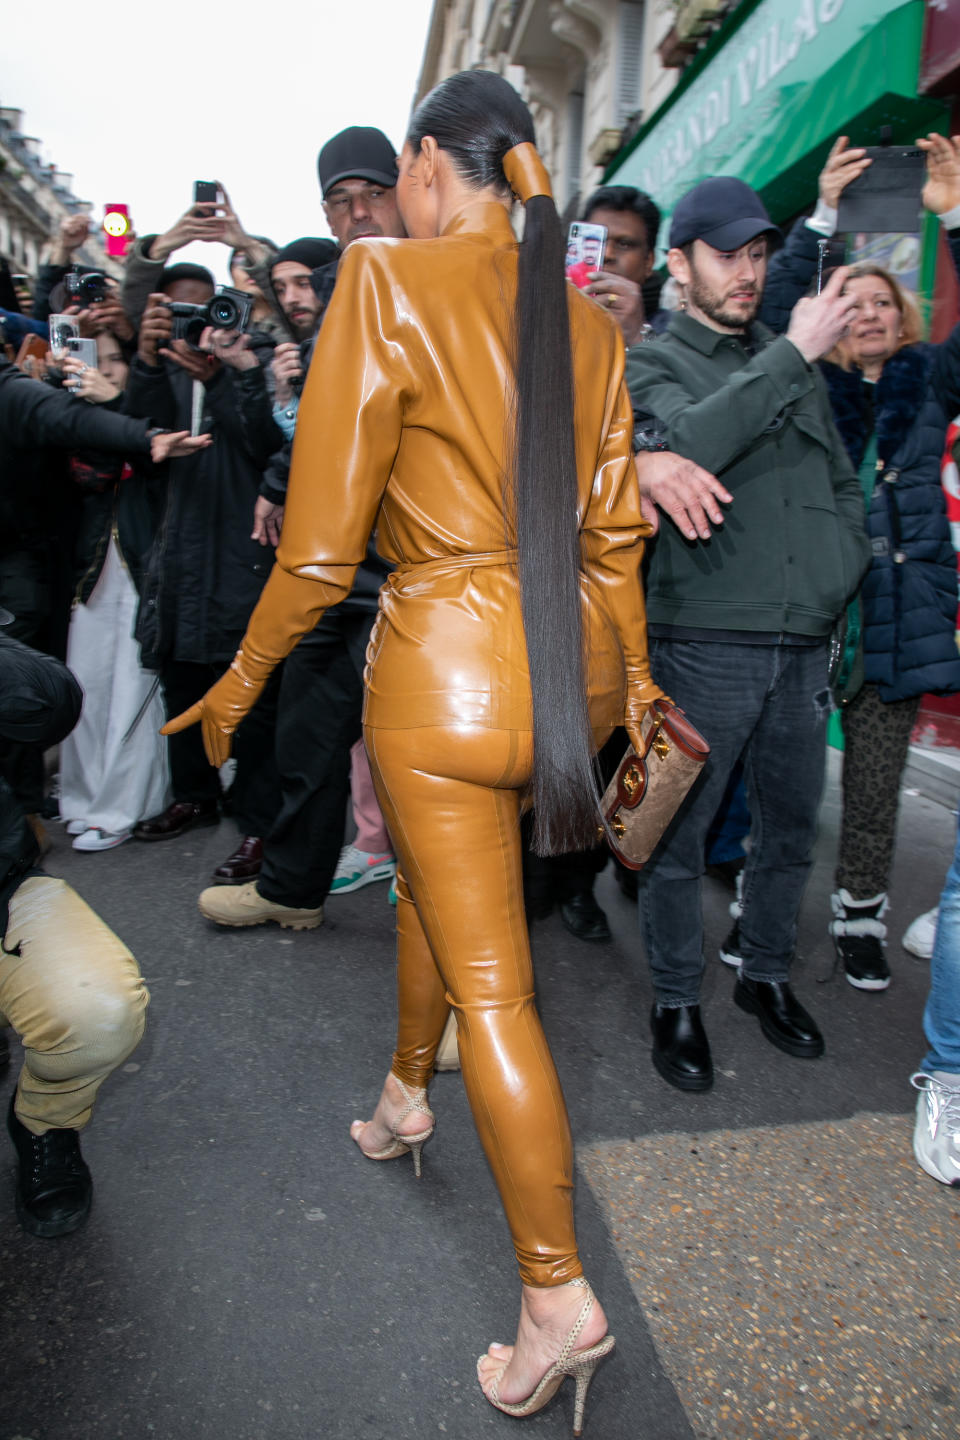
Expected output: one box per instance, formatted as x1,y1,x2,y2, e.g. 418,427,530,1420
824,193,960,991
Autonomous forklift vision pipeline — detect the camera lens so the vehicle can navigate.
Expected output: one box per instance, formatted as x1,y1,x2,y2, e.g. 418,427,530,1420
209,296,239,329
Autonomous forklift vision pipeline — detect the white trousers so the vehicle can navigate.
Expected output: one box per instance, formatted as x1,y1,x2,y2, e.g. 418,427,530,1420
59,539,170,834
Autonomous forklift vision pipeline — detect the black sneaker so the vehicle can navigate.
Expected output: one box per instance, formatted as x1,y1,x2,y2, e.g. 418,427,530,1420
6,1094,92,1237
719,922,744,969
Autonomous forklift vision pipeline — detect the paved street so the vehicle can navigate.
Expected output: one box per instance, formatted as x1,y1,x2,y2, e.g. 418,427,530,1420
1,751,958,1440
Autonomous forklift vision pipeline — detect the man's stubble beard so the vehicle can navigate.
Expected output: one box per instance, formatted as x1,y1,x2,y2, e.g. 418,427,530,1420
688,273,761,332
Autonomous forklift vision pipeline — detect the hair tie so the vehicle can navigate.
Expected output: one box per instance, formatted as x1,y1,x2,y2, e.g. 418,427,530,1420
502,142,553,204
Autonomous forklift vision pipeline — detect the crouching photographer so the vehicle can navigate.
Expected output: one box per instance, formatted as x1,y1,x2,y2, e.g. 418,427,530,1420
125,280,285,884
0,626,149,1237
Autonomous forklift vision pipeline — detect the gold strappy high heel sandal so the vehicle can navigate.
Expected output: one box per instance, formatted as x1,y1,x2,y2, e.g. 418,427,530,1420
349,1075,435,1178
477,1277,615,1437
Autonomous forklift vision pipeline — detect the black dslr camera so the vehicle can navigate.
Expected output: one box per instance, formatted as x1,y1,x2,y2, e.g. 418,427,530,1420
165,285,254,349
64,270,109,305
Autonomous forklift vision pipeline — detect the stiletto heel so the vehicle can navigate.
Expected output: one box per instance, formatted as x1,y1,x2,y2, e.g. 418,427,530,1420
477,1277,614,1436
350,1074,435,1177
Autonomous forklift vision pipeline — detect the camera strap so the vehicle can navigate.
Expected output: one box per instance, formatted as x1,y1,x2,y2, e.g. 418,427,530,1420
191,380,205,438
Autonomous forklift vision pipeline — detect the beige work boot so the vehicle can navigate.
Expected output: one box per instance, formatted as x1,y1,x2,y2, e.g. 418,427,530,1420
198,881,323,931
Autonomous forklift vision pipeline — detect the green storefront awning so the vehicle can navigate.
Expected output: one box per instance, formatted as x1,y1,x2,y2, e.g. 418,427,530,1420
606,0,948,252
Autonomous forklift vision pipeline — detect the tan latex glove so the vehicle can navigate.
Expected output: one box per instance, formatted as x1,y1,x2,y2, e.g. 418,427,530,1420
624,678,669,757
161,653,266,767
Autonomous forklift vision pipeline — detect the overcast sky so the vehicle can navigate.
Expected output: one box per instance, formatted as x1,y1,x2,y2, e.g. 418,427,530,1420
0,0,434,281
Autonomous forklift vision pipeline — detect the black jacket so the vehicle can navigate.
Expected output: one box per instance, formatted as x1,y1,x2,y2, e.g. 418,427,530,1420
125,355,283,667
68,396,165,603
0,360,155,557
0,633,82,933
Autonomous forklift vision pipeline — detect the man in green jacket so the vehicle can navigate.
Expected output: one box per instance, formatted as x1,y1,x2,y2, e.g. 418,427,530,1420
626,177,870,1092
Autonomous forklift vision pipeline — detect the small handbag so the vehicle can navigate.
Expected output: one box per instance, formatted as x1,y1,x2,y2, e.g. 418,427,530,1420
599,700,710,871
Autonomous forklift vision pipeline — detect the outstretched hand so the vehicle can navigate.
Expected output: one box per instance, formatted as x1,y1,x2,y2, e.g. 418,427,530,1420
160,660,267,768
151,430,213,464
919,133,960,217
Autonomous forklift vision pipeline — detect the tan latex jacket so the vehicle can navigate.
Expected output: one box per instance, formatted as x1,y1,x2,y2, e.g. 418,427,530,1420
176,200,660,766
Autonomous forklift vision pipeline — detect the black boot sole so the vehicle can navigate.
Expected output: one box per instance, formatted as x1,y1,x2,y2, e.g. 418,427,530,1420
734,985,825,1058
15,1187,92,1238
651,1045,714,1092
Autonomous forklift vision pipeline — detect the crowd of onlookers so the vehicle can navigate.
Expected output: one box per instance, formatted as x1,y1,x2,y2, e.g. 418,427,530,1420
1,114,959,1247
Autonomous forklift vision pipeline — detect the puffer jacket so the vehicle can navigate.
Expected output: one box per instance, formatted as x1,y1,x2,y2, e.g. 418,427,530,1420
823,337,960,701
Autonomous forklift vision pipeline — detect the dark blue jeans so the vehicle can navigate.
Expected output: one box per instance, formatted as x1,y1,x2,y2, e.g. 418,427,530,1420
639,638,830,1006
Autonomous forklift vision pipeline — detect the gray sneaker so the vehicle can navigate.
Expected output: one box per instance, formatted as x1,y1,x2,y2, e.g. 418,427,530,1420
911,1071,960,1186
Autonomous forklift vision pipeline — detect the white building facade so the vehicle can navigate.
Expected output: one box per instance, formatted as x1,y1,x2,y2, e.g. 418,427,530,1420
414,1,733,216
0,106,121,284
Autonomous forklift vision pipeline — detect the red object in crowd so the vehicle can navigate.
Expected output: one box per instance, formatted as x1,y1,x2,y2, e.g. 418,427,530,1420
103,204,132,259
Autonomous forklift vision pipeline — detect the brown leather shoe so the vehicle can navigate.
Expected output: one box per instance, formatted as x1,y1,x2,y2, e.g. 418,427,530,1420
212,835,263,885
134,799,219,842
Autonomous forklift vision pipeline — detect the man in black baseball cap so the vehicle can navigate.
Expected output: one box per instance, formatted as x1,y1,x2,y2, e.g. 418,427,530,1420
666,176,781,333
624,172,869,1093
317,125,403,250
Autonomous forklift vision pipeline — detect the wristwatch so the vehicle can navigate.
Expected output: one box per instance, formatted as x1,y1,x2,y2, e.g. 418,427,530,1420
632,416,668,454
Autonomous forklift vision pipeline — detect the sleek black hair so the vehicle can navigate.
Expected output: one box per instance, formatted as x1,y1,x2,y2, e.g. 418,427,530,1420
582,185,661,254
158,262,215,293
408,69,600,855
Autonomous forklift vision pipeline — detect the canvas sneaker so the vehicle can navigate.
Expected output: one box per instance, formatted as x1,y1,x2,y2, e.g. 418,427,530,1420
902,908,939,961
329,844,396,895
911,1071,960,1186
72,827,131,852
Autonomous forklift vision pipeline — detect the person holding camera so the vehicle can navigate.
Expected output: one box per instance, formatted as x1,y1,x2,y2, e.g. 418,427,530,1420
125,266,285,884
121,186,286,341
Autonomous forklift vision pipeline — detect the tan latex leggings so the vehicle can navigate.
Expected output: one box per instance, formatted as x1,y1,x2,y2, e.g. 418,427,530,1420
365,723,581,1289
0,876,148,1134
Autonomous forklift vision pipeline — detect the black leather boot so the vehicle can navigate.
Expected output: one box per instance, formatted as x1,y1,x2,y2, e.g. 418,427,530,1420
733,975,825,1057
650,1003,713,1091
559,891,612,944
7,1094,92,1237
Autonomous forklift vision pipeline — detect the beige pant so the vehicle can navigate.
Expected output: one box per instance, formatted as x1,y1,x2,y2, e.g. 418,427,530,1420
0,876,148,1135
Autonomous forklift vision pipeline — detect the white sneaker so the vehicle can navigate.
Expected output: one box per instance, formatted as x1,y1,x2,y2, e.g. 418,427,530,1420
911,1071,960,1186
329,844,396,895
902,908,939,960
72,827,132,851
65,819,88,836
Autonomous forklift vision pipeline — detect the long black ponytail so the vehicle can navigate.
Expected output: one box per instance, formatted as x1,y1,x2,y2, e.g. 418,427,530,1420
408,70,600,855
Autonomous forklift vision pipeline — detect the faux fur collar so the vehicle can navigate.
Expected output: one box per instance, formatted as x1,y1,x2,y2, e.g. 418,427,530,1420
821,344,934,469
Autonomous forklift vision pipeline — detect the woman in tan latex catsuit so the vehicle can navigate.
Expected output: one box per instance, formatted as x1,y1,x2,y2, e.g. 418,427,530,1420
165,70,661,1433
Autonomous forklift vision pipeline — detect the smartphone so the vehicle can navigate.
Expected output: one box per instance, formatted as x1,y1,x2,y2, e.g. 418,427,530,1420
16,333,50,370
565,222,608,290
66,336,99,368
837,146,925,233
49,313,80,360
194,181,218,205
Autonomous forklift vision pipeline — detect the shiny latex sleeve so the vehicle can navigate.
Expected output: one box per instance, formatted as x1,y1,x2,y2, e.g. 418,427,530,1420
580,375,665,752
162,243,409,765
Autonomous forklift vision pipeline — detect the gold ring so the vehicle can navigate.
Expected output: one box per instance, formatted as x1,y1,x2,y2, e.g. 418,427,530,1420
607,294,616,309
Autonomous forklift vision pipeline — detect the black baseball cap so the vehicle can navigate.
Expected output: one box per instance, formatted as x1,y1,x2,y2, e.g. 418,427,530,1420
670,177,781,252
317,127,398,198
